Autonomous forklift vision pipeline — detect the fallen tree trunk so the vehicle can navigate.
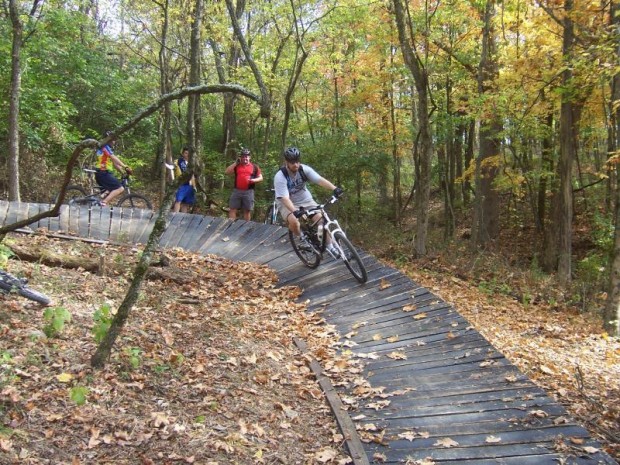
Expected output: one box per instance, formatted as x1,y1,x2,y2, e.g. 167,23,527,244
7,243,195,284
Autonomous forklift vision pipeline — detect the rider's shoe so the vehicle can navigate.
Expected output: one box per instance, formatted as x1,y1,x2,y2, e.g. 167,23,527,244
326,244,340,259
299,235,313,252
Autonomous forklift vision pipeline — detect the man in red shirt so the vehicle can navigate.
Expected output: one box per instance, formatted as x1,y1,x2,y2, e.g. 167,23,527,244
225,148,263,220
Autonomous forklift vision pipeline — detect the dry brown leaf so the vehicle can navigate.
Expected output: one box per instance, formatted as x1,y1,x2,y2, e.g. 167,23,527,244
372,452,387,462
434,437,459,448
315,447,338,463
398,431,416,441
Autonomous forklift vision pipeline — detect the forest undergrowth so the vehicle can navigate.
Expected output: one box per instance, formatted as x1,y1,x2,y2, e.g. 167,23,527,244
358,206,620,461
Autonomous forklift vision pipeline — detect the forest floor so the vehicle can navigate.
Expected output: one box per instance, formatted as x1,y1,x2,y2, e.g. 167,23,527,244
0,233,353,465
0,218,618,464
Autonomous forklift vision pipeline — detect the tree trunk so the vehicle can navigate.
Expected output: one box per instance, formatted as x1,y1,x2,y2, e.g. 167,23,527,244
605,170,620,336
537,111,554,232
157,0,173,204
603,0,620,336
8,0,24,202
472,0,502,246
187,0,204,188
391,0,433,257
220,0,245,152
544,0,578,285
91,182,179,368
282,45,308,149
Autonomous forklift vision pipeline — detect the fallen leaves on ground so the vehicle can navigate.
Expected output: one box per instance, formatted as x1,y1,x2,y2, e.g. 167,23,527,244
0,233,352,464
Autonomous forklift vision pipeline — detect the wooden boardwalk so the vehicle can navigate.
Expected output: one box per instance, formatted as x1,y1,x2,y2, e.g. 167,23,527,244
0,200,616,465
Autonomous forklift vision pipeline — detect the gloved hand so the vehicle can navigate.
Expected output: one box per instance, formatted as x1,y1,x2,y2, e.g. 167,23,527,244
293,207,305,218
125,166,133,175
333,186,344,198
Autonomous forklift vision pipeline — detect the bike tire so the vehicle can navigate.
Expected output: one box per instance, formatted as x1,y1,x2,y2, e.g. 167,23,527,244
333,231,367,283
18,287,51,305
54,186,88,205
116,194,152,210
289,230,321,269
0,271,51,305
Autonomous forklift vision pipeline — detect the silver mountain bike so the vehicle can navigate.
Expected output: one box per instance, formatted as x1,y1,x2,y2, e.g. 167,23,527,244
289,195,367,283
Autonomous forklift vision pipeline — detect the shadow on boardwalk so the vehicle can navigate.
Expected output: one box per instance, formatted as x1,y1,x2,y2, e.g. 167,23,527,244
0,201,616,465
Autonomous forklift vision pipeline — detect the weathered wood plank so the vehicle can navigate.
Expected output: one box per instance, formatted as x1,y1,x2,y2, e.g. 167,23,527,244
158,212,187,247
175,213,208,250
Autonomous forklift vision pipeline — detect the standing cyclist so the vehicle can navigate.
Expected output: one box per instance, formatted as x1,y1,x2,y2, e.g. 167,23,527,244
173,146,196,213
95,131,132,206
225,148,263,220
274,147,343,253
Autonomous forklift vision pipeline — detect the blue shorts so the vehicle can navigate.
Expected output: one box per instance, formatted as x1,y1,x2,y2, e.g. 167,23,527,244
175,184,196,204
95,170,122,191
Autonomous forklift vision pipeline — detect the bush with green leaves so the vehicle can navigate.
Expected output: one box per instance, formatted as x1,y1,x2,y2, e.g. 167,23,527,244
92,303,113,343
0,244,14,270
42,307,71,338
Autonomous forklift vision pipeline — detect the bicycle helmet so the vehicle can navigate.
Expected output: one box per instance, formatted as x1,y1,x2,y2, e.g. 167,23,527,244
240,148,251,157
283,146,301,162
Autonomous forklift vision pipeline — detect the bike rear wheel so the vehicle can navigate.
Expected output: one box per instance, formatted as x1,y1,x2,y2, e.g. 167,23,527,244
289,230,321,269
116,194,152,210
333,231,367,283
55,186,88,205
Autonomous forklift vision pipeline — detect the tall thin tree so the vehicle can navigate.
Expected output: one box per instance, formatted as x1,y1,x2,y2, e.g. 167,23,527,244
7,0,43,201
391,0,433,257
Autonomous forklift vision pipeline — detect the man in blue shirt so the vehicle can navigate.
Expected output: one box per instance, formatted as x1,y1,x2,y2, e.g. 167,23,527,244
173,147,196,213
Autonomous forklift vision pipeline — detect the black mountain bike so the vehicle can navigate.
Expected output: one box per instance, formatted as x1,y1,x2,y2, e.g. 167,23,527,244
0,269,51,305
56,168,152,210
289,195,367,283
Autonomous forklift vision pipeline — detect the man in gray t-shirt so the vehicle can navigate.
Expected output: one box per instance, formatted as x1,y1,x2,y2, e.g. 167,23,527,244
274,147,343,240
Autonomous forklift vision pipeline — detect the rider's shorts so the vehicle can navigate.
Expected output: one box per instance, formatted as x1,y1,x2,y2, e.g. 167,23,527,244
175,184,196,205
229,189,255,211
95,170,122,191
276,199,318,223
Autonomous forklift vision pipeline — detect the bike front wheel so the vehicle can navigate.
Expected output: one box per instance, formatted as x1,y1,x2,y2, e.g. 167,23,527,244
333,231,367,283
116,194,152,210
289,230,321,269
54,186,88,205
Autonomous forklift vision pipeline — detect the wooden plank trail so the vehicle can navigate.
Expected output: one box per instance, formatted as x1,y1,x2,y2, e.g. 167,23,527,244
0,200,616,465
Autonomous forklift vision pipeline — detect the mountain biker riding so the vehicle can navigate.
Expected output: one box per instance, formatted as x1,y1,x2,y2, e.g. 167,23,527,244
273,146,343,252
95,131,132,206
